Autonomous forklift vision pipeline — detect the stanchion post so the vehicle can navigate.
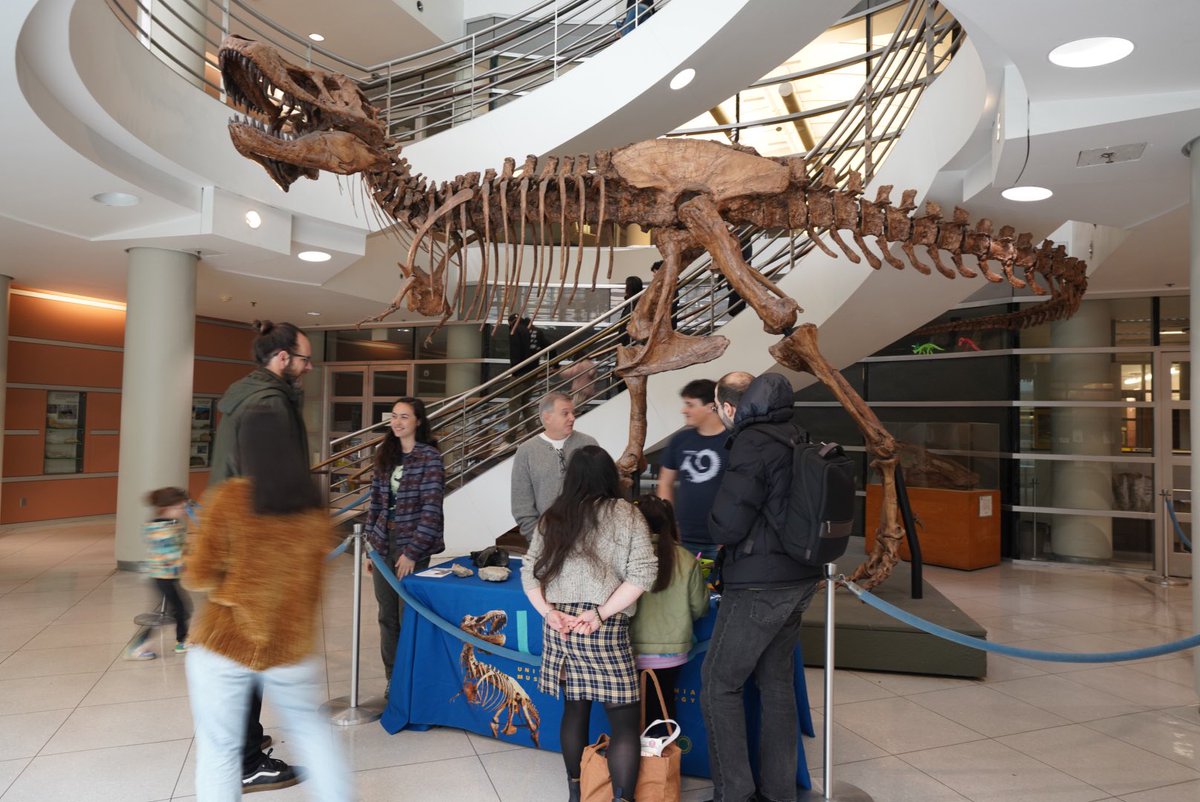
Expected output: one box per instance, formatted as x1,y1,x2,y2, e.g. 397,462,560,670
806,564,873,801
320,522,385,725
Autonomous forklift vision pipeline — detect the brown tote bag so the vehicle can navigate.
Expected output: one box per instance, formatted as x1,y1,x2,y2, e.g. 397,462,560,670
578,670,683,802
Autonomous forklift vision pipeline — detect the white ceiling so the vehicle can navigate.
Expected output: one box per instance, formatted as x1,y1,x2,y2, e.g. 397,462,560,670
3,0,1200,330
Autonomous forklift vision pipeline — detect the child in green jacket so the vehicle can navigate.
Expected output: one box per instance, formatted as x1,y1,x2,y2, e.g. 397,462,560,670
629,495,709,733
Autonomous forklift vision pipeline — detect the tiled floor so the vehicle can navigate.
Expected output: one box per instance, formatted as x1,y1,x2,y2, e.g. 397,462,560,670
0,517,1197,801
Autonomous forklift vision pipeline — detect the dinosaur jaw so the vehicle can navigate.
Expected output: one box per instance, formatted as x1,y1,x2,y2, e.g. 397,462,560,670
228,119,385,191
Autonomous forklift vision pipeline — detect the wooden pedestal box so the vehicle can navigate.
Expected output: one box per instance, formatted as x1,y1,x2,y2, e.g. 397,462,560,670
864,485,1001,570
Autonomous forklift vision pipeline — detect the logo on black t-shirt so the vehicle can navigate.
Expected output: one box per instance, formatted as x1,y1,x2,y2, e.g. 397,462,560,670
680,449,721,483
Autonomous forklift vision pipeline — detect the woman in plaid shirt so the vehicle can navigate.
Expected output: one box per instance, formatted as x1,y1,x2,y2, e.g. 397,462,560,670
365,397,446,686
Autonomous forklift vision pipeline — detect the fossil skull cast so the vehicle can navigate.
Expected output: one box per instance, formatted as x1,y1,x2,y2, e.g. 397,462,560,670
218,35,390,191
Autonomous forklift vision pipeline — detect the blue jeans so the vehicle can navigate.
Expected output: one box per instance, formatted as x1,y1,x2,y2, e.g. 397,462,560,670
700,583,817,802
185,645,353,802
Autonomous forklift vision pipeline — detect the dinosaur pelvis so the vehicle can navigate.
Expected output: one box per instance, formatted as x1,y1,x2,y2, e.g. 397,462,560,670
611,140,788,204
616,331,730,378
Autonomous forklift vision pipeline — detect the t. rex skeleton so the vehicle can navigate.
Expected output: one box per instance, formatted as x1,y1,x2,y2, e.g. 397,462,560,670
218,36,1088,588
453,611,541,746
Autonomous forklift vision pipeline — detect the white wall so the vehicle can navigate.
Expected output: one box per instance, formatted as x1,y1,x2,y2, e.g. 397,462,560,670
394,0,466,43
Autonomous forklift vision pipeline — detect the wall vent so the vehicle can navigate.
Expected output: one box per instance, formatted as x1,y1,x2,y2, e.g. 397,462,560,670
1077,143,1146,167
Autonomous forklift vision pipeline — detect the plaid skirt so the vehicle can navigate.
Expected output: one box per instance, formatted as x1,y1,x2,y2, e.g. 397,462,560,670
538,602,638,704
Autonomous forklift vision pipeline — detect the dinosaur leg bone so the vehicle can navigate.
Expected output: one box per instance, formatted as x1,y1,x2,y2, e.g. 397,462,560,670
614,229,730,482
769,324,902,589
677,195,800,334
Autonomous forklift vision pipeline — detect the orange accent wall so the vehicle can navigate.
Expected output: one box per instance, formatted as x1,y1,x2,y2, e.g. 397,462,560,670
4,291,256,523
2,476,119,524
9,293,126,347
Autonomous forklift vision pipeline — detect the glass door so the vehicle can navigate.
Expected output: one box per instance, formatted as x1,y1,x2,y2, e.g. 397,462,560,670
368,367,413,428
1156,350,1192,578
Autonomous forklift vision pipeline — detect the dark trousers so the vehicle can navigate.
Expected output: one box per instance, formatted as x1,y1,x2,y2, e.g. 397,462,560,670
641,664,681,738
700,583,817,802
153,578,190,643
372,556,430,681
243,689,266,770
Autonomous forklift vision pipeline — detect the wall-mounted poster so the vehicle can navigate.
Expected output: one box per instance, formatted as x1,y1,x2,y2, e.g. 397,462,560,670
45,391,86,474
191,397,215,468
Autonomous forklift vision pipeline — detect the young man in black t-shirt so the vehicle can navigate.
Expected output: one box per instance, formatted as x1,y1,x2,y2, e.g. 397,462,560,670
656,378,727,559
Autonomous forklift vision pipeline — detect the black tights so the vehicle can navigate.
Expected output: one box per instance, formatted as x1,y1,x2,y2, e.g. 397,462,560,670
561,699,640,800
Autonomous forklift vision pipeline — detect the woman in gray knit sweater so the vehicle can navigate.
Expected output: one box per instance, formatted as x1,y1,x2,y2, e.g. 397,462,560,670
521,445,656,802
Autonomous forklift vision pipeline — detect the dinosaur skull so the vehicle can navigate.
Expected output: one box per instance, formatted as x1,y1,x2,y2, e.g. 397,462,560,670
459,610,508,646
218,35,390,191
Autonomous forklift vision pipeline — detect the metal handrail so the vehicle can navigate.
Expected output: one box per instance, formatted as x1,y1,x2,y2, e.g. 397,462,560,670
320,0,960,509
104,0,667,141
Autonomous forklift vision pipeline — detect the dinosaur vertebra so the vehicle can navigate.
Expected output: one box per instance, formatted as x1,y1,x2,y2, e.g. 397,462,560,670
219,36,1088,589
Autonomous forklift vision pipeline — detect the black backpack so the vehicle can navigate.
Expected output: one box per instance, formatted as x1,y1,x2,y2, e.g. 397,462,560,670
762,426,856,567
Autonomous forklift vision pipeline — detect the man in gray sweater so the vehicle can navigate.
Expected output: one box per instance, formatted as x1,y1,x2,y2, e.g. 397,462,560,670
510,392,599,541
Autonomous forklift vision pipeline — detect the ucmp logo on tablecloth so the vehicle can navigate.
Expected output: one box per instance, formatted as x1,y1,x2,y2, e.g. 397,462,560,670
452,610,543,746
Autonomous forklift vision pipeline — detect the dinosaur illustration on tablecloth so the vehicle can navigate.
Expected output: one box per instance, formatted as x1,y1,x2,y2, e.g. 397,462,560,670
217,36,1087,588
453,610,541,746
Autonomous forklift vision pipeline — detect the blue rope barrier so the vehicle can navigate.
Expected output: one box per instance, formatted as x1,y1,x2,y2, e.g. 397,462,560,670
366,549,712,665
842,578,1200,663
368,549,541,666
1164,496,1194,552
325,536,354,562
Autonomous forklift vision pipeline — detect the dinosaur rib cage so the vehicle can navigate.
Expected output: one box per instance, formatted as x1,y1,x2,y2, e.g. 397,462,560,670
365,149,1086,333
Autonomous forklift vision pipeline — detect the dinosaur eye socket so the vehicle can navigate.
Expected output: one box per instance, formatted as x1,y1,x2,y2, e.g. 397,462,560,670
323,77,342,93
285,67,320,97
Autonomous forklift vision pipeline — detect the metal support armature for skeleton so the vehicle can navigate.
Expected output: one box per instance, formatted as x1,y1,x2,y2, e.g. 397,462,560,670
218,37,1088,589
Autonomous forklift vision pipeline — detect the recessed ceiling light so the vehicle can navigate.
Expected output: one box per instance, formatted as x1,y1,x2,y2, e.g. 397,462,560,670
91,192,140,207
669,68,695,91
1048,37,1133,68
1001,186,1053,202
298,250,332,262
306,311,322,316
308,33,325,42
244,210,262,229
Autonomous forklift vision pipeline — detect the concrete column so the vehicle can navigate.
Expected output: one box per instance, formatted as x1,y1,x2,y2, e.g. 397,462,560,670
0,276,10,517
139,0,208,89
446,324,481,398
1049,300,1114,562
114,248,197,569
1187,136,1200,697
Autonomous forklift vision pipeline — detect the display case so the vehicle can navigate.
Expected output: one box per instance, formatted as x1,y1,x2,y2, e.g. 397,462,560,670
865,422,1001,570
44,391,85,474
191,397,215,468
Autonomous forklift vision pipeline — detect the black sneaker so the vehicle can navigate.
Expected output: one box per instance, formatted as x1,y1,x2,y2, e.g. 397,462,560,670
241,749,301,794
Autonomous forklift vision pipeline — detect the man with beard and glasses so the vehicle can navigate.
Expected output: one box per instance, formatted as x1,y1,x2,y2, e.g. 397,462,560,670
207,320,315,794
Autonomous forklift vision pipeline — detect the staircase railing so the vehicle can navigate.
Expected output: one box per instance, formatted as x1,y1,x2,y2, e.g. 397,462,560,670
104,0,666,142
317,0,960,515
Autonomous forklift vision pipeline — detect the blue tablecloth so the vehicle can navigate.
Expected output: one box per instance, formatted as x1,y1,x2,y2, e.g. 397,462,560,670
381,556,814,787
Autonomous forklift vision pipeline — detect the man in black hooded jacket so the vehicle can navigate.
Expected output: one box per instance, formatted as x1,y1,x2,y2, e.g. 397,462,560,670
701,371,821,802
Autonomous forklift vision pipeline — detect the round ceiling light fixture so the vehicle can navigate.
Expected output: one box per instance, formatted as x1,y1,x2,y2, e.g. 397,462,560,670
1001,186,1053,202
91,191,140,207
669,68,696,91
244,210,262,229
298,250,332,262
1048,37,1133,68
308,33,325,42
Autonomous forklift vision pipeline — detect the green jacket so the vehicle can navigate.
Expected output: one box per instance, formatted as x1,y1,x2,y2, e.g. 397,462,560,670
209,368,308,487
629,543,709,655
